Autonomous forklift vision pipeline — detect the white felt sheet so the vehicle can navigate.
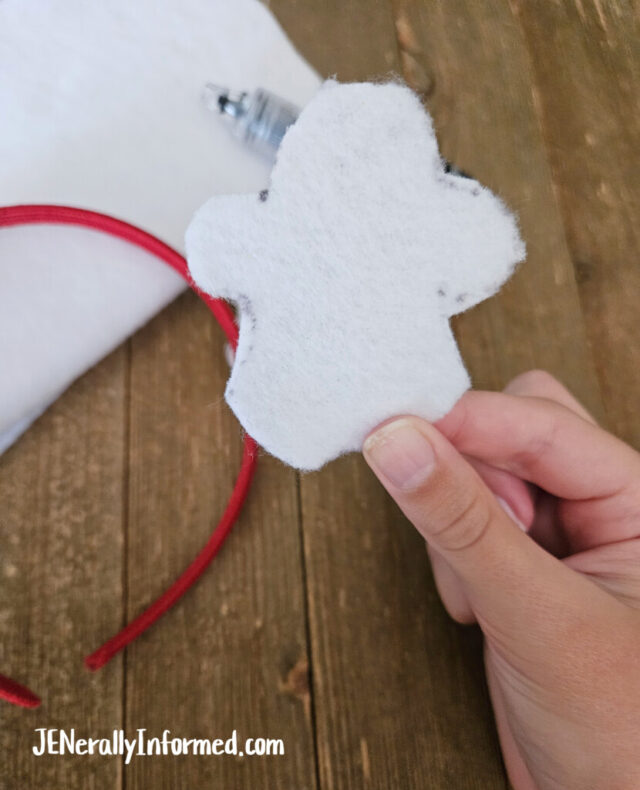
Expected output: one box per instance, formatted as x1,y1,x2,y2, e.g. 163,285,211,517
0,0,320,453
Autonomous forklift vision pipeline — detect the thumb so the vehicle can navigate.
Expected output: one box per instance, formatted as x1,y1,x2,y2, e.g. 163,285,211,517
362,416,597,648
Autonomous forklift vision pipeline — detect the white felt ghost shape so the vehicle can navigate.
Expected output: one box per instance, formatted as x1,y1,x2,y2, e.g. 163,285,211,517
186,80,525,470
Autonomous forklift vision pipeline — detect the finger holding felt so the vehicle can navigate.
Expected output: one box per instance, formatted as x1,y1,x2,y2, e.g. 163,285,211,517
503,369,597,425
436,391,640,502
438,391,640,552
362,416,611,654
501,372,599,556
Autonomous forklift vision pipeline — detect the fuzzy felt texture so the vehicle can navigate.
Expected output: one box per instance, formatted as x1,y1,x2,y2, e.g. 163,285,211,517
187,80,526,470
0,0,319,453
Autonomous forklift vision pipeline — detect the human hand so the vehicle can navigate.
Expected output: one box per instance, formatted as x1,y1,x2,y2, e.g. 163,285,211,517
362,370,640,790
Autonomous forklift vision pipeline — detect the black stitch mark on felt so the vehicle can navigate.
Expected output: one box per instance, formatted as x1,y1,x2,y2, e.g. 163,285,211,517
236,294,257,331
259,189,269,202
443,160,472,180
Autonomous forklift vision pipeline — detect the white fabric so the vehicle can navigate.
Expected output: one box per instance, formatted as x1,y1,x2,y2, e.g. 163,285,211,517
0,0,320,452
187,81,525,470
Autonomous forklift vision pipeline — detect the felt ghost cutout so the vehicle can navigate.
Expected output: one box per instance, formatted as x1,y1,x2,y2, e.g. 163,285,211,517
186,80,525,470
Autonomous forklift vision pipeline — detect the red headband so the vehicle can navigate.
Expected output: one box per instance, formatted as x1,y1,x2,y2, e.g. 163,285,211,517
0,205,258,708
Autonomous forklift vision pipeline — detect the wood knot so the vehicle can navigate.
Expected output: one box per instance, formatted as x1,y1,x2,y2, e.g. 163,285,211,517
574,260,595,285
400,52,434,97
279,657,311,719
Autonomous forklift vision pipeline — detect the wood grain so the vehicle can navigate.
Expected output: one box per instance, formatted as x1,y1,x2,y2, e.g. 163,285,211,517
511,0,640,446
0,351,126,790
123,292,316,789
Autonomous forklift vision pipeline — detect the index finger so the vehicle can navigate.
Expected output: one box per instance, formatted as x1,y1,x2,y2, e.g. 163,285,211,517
436,391,640,502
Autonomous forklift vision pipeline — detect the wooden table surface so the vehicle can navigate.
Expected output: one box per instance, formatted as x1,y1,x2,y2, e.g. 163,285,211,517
1,2,638,788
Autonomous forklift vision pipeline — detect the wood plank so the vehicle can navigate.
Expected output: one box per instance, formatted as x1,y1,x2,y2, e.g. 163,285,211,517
124,292,316,789
0,351,125,790
510,0,640,445
271,2,516,788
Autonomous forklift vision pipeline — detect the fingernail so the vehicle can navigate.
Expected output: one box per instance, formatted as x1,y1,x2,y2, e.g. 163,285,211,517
496,497,527,532
363,418,435,490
